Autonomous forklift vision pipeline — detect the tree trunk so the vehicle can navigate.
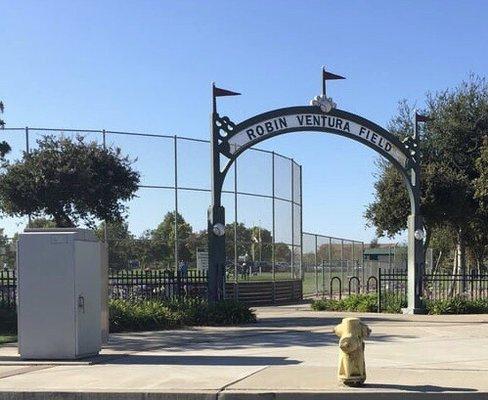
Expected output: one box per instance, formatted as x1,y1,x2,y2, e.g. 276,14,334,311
458,229,467,293
423,228,431,258
432,250,443,276
448,247,458,298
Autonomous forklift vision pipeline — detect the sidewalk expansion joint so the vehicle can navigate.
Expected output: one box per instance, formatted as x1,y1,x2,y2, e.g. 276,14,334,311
0,365,55,380
216,365,271,399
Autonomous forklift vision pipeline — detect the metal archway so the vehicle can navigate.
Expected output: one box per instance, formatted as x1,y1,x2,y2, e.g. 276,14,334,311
208,77,425,314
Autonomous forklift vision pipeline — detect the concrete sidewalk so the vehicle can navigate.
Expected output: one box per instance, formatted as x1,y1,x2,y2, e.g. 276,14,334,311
0,305,487,399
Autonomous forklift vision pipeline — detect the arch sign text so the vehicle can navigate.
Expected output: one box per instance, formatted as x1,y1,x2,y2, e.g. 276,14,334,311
227,111,407,167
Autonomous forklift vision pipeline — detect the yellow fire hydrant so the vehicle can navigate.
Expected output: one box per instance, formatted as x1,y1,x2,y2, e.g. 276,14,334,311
333,317,371,386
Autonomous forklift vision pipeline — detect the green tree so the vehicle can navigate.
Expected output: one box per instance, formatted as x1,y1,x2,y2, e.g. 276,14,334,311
225,223,272,262
0,101,4,129
250,226,272,262
274,242,291,262
0,135,140,227
137,229,170,269
225,222,252,261
187,229,207,261
474,138,488,207
369,238,379,248
95,221,138,271
29,217,57,228
150,211,193,264
365,76,488,272
0,101,11,158
472,137,488,271
428,225,457,273
0,229,15,269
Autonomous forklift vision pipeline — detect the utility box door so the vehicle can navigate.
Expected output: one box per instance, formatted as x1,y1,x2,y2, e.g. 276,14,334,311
74,241,101,357
17,234,77,359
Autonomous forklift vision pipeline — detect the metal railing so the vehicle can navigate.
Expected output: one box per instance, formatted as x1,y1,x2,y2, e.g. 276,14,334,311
1,269,208,306
3,267,487,309
109,269,208,301
321,268,488,312
0,270,16,307
1,269,304,306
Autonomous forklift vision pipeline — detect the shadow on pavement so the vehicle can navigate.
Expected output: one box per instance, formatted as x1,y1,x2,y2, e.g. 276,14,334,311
106,328,415,353
364,383,477,392
101,354,300,366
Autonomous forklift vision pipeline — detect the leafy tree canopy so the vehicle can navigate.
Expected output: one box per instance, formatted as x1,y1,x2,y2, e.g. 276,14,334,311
0,101,11,158
0,101,4,128
29,217,57,229
365,76,488,269
0,135,140,227
150,211,193,262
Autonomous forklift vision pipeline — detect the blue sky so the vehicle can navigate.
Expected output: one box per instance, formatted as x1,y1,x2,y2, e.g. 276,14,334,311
1,1,488,242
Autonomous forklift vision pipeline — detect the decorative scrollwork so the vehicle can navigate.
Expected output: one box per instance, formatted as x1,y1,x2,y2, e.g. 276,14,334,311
402,136,420,165
309,95,336,113
215,114,237,140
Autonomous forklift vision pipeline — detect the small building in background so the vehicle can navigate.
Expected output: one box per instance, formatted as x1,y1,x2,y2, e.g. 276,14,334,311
363,247,399,262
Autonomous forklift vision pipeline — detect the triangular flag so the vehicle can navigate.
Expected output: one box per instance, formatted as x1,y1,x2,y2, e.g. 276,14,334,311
214,86,241,97
323,69,345,81
416,113,430,122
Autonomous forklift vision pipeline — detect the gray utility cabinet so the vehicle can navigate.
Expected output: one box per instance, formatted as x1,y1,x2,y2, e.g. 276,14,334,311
17,229,102,360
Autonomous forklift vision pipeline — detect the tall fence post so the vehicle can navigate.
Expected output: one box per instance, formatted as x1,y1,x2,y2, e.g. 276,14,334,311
234,159,238,287
272,152,276,283
322,259,325,298
25,127,32,228
470,269,475,300
102,130,109,245
173,136,179,273
341,239,345,288
377,267,382,313
299,164,303,280
328,237,332,298
361,242,365,289
314,234,318,297
290,158,295,279
230,158,239,301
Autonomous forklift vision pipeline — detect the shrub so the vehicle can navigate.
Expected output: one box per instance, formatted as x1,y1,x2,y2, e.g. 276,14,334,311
312,294,488,315
1,299,256,335
311,294,377,313
342,294,377,312
109,299,256,332
426,297,488,314
0,305,17,334
382,293,407,314
206,299,257,325
311,298,342,311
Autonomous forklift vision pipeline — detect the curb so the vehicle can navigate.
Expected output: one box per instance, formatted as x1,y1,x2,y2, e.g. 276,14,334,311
1,391,487,400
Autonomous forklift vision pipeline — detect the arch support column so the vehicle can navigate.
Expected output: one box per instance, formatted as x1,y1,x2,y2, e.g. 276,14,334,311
207,205,226,302
207,105,227,303
404,214,425,313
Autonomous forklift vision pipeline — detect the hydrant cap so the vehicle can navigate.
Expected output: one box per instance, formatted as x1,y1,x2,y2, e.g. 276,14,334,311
334,317,371,338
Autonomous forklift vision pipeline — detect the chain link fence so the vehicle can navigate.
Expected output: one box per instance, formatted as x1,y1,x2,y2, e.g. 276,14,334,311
0,127,302,282
302,232,364,297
